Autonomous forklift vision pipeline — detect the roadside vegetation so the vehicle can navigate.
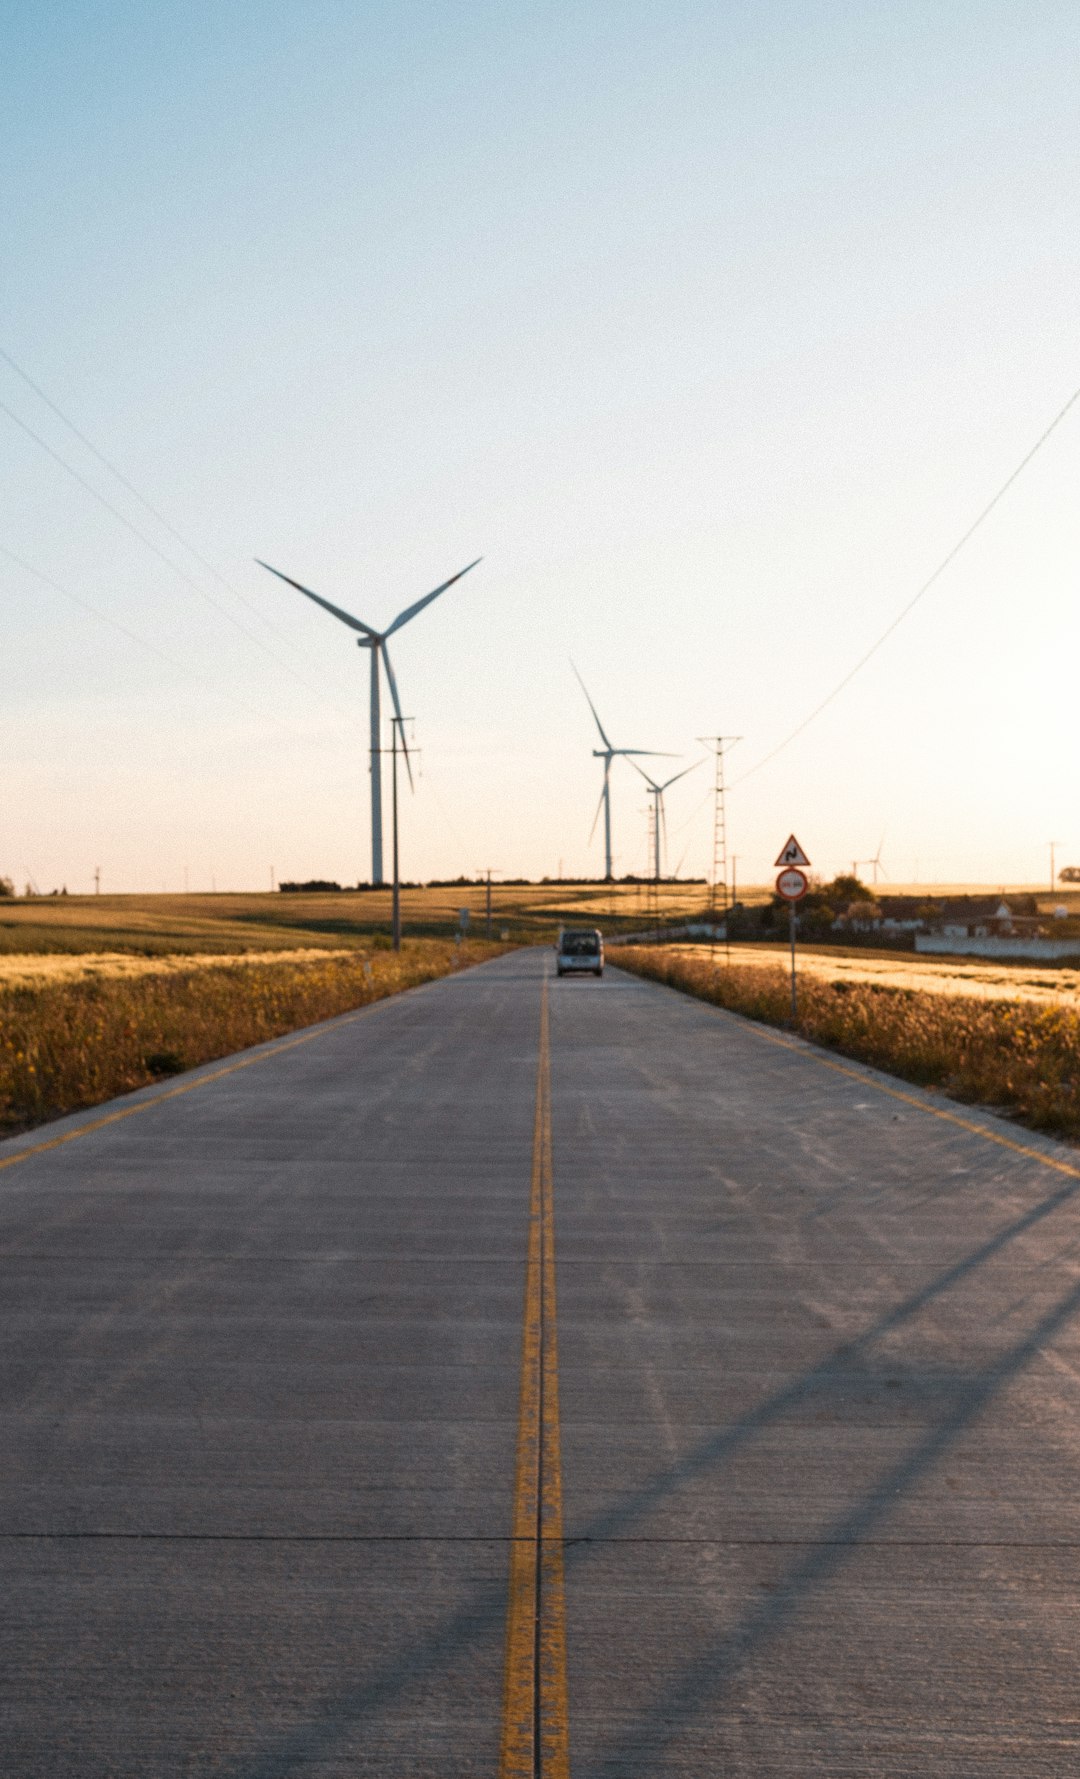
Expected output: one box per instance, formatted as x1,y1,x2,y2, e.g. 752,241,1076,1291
0,939,507,1137
616,946,1080,1144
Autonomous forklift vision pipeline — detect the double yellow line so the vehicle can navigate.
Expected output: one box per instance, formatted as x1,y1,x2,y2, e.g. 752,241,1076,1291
500,980,570,1778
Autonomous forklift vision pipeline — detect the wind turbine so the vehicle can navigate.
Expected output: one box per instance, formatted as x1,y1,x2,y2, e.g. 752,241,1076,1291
572,664,670,881
865,833,887,886
852,835,887,886
257,556,481,885
632,760,702,882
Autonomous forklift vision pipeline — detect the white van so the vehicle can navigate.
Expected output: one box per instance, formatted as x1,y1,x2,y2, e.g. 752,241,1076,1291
555,927,604,978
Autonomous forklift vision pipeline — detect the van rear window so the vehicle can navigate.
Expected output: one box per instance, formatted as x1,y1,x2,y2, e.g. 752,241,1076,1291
561,932,600,955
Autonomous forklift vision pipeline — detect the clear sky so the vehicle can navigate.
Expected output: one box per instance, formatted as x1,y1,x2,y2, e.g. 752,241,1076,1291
3,2,1078,893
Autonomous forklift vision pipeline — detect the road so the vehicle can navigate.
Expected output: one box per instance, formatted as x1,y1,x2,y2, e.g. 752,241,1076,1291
3,946,1080,1776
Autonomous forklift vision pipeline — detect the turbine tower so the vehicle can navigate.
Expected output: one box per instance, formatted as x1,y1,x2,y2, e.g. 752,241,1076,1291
632,761,701,882
258,555,481,885
572,664,668,881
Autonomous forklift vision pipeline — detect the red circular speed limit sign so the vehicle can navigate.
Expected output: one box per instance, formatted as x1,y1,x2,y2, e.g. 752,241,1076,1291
775,867,808,901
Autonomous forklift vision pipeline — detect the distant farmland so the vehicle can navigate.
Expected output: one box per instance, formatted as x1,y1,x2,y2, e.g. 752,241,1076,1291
1,880,1075,958
0,882,717,956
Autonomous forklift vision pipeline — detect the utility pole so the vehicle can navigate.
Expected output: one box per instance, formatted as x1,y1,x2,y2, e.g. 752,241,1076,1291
390,716,410,951
1050,840,1062,894
477,868,498,939
94,866,100,896
647,802,659,938
699,736,741,948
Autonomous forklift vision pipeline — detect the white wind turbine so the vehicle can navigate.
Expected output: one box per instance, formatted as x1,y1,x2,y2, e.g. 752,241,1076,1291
572,664,670,882
258,555,481,885
859,832,888,886
632,760,702,882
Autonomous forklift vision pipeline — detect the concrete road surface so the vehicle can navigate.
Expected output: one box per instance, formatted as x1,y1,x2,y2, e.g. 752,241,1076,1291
3,947,1080,1776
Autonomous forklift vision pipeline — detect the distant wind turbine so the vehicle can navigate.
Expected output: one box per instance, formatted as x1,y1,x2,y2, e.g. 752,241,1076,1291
852,834,888,886
257,556,481,885
572,664,670,881
866,833,888,885
632,760,702,882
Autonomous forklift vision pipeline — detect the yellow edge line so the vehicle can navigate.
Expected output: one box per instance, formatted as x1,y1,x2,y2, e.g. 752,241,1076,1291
500,978,570,1778
680,986,1080,1182
0,1013,364,1177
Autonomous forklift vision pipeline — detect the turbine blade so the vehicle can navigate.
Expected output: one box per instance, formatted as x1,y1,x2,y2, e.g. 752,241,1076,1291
657,760,703,793
381,643,414,791
613,748,678,758
629,758,661,791
570,661,613,750
256,561,378,637
384,558,482,637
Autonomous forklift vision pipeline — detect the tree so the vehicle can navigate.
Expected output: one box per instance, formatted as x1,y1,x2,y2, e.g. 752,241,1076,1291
0,875,14,898
824,872,866,903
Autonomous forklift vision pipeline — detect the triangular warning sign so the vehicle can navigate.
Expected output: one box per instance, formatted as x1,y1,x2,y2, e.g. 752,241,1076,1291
774,834,811,868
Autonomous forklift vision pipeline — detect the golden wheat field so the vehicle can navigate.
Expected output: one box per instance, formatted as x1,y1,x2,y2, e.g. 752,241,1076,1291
0,948,357,988
681,943,1080,1007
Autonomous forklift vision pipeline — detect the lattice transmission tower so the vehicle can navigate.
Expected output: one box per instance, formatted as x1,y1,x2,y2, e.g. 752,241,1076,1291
699,736,741,943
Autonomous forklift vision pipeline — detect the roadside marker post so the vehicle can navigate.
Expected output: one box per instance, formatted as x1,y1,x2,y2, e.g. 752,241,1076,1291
774,843,811,1021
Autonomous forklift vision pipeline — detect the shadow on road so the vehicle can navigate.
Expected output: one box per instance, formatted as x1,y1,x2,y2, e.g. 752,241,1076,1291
226,1159,1080,1777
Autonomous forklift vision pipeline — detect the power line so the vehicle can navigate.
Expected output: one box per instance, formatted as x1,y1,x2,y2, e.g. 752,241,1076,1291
0,542,306,732
0,344,308,653
735,380,1080,787
0,388,351,713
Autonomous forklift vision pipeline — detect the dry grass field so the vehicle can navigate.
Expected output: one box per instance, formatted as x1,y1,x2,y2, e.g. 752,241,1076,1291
617,946,1080,1143
0,939,507,1137
0,881,713,957
0,948,355,988
678,942,1080,1008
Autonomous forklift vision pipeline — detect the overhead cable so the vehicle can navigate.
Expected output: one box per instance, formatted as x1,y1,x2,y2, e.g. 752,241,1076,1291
0,388,351,713
1,542,302,732
735,380,1080,786
0,344,306,652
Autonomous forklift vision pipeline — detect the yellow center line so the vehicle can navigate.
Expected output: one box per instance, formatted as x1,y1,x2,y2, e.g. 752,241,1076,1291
0,1014,364,1177
500,978,570,1779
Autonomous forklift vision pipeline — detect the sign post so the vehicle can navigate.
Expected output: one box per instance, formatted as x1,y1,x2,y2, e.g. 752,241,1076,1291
774,836,811,1022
